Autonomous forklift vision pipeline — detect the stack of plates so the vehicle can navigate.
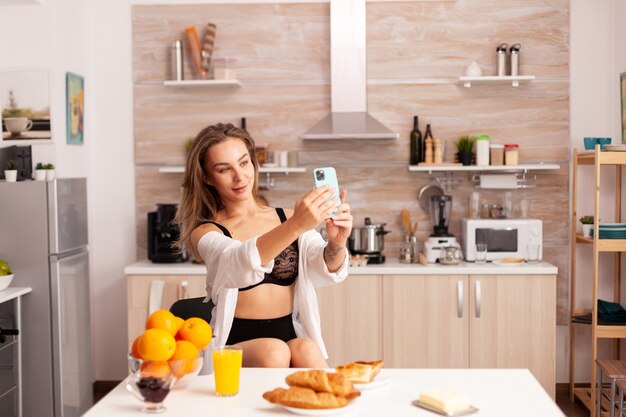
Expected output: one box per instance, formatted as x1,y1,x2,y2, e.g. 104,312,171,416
594,223,626,239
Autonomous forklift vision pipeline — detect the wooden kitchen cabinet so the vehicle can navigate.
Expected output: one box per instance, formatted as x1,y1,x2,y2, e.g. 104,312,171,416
382,275,469,369
316,275,383,367
469,274,556,398
379,273,555,397
126,274,206,347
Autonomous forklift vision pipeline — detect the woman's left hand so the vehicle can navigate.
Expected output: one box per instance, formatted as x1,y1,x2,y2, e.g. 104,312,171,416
325,189,352,246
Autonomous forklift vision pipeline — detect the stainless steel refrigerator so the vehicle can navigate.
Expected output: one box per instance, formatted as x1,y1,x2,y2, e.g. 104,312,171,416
0,178,93,417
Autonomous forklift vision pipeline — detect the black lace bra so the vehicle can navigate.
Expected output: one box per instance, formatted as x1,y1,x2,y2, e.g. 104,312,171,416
205,207,299,292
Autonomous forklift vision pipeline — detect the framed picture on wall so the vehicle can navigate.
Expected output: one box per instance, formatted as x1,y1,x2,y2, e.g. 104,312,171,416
0,68,53,142
66,72,84,145
621,72,626,144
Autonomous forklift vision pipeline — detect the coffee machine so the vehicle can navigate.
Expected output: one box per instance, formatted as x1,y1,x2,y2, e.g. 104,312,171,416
147,204,188,263
424,195,462,263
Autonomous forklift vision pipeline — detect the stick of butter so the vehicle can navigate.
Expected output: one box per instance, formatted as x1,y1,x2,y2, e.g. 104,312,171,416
419,388,471,413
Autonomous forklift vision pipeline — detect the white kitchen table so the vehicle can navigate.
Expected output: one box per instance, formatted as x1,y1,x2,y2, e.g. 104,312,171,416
82,368,564,416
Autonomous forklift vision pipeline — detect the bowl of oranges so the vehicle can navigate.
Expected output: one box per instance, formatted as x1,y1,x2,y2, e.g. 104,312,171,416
129,309,212,393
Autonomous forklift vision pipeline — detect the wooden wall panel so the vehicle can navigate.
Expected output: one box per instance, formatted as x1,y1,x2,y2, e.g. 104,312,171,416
132,2,570,323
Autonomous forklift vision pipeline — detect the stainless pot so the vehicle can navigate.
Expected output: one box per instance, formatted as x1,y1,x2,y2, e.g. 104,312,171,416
349,217,391,255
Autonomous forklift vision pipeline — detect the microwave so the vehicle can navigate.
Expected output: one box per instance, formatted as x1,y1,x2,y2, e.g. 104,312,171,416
462,218,542,261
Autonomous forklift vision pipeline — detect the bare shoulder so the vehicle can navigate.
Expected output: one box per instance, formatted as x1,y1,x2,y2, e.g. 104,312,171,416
191,222,223,247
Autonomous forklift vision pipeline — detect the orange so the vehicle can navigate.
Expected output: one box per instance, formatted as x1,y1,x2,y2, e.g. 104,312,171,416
146,309,178,336
137,328,177,361
173,316,184,336
131,336,142,359
169,340,200,378
178,317,212,350
140,361,171,379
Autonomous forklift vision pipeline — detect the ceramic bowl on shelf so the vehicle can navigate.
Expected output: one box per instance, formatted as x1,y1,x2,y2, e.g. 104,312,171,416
0,274,14,291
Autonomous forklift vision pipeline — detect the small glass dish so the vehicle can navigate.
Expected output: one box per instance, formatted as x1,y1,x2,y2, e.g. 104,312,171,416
125,367,177,414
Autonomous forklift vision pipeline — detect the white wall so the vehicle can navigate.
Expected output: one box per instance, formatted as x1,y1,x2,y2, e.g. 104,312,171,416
565,0,626,384
2,0,625,382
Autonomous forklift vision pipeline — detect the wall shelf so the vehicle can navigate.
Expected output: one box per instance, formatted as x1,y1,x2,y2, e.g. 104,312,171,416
162,79,241,87
157,165,306,189
458,75,536,88
407,163,559,174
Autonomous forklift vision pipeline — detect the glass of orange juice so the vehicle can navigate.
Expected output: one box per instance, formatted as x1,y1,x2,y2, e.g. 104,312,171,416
212,345,243,396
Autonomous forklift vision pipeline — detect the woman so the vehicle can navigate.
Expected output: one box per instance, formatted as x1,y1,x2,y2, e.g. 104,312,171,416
174,123,352,368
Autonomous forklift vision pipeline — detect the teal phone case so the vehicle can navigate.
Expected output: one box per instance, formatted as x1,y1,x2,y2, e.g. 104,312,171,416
313,167,341,216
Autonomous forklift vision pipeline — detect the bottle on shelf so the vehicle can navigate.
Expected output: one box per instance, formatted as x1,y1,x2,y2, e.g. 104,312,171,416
409,115,423,165
241,117,247,132
496,43,508,76
509,43,521,76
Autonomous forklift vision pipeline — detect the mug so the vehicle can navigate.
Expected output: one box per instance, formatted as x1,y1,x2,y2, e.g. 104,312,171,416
4,117,33,135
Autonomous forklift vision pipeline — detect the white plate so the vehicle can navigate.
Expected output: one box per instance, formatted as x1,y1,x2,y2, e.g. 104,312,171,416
605,144,626,151
354,374,391,390
281,400,358,416
492,259,525,266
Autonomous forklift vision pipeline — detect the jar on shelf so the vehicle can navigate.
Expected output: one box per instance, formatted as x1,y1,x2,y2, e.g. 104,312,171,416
490,144,504,165
504,144,520,165
475,135,490,166
212,56,238,80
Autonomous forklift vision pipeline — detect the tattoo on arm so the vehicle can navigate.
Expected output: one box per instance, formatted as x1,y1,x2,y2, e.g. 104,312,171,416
324,241,345,265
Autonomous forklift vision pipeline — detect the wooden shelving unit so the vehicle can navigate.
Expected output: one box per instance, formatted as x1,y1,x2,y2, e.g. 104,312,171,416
569,146,626,417
162,79,241,87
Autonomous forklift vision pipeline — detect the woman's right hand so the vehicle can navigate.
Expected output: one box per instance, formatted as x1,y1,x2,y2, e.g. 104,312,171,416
290,185,338,233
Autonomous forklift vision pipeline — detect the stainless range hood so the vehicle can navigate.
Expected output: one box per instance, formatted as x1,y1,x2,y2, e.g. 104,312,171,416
299,0,398,140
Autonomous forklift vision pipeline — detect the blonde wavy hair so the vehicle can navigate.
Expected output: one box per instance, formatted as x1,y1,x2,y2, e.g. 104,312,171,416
173,122,265,259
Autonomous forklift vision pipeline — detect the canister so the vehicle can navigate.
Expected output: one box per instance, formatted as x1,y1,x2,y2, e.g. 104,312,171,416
510,43,521,76
496,43,508,76
504,144,520,165
171,40,184,81
490,144,504,165
475,135,490,166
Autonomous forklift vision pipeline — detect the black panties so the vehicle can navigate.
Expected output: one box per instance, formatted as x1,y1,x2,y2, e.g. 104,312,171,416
226,313,297,345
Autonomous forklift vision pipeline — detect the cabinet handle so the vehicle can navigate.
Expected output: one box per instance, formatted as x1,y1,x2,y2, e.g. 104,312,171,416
475,280,482,318
457,280,463,318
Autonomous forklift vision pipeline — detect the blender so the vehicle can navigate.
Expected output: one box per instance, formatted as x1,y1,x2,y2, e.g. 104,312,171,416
424,195,462,263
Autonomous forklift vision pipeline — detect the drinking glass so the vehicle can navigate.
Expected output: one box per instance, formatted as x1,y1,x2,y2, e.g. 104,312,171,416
475,243,488,263
527,243,541,263
213,345,243,396
519,199,530,218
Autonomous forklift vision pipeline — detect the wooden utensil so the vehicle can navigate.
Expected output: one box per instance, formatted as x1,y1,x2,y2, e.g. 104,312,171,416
401,209,411,236
412,222,418,237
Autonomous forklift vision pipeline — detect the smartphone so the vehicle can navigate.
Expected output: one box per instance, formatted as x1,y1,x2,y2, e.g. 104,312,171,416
313,167,341,217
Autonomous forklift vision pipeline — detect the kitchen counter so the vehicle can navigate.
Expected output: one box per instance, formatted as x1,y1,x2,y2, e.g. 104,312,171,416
125,259,557,275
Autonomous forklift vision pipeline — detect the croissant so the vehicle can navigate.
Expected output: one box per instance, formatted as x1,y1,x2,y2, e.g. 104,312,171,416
263,386,348,409
286,370,360,400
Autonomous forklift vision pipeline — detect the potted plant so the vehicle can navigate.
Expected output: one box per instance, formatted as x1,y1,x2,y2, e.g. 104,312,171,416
580,215,594,238
45,163,55,182
4,160,17,182
35,162,46,181
455,135,474,166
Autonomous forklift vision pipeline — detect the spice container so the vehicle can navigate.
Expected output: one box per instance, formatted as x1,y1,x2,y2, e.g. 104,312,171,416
468,192,481,219
490,144,504,165
212,56,238,80
504,144,519,165
480,203,491,219
475,135,490,166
